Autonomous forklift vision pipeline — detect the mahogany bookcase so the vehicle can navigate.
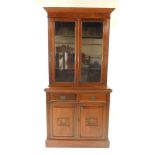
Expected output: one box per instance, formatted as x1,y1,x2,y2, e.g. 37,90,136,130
44,7,114,147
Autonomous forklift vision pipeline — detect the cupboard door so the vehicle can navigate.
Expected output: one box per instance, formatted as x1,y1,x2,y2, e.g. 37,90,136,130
80,22,103,82
79,103,106,138
54,21,76,82
49,102,76,137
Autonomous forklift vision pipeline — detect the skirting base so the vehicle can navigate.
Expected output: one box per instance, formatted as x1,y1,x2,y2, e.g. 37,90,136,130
46,139,110,148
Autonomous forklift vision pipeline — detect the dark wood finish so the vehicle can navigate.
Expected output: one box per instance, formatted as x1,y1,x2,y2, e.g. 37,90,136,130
44,7,114,148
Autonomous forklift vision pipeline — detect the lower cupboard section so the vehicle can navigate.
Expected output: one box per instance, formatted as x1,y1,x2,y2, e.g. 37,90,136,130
47,102,108,140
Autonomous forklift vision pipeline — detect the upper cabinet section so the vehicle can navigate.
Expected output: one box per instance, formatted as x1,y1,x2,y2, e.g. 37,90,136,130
44,7,114,86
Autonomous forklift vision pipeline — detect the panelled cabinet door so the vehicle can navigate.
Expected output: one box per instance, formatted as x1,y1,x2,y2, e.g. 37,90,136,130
79,103,106,139
49,102,76,138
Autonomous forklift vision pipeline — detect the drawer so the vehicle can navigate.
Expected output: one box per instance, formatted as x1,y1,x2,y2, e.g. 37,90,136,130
79,93,106,101
49,93,76,101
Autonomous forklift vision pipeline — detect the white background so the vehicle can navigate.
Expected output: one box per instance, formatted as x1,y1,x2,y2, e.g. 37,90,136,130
0,0,155,155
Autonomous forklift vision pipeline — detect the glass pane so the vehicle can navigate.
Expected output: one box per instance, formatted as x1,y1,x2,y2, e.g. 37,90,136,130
81,22,103,82
55,22,75,82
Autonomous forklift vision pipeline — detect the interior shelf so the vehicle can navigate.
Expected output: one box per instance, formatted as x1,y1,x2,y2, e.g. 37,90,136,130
55,42,102,45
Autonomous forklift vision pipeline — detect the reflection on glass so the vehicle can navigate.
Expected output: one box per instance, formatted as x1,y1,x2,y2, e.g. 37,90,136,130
55,22,75,82
81,22,103,82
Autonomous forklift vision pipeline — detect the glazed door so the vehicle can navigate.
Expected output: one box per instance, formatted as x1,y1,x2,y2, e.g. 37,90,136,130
79,103,106,139
54,21,77,83
50,19,105,85
80,21,103,83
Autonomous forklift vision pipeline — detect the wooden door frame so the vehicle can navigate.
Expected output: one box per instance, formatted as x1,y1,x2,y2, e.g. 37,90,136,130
48,18,78,86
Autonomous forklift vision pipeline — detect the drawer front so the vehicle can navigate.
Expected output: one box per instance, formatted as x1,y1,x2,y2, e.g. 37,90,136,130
79,93,106,101
49,93,76,101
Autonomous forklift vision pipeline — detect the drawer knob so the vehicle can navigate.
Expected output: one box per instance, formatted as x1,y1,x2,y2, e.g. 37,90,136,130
90,96,96,100
59,95,66,100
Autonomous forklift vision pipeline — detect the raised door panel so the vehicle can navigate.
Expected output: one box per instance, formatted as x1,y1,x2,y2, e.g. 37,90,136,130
49,102,75,138
79,103,106,138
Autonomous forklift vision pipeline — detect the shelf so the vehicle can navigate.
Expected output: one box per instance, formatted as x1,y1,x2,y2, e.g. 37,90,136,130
82,44,102,46
84,56,102,58
55,35,102,39
55,68,74,70
82,68,101,70
55,42,102,46
82,36,102,39
55,68,100,70
55,42,75,45
55,35,75,38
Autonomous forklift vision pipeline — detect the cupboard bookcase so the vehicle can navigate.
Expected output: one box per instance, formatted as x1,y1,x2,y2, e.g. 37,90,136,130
44,7,114,147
